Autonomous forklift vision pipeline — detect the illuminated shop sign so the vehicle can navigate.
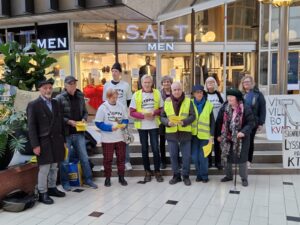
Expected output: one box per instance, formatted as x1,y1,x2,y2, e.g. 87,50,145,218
1,23,69,51
127,24,188,51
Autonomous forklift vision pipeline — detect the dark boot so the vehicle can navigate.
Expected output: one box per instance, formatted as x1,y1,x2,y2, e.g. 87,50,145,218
39,192,54,204
48,187,66,197
220,176,233,182
104,177,111,187
169,174,182,185
119,176,128,186
183,176,191,186
155,172,164,182
144,171,152,182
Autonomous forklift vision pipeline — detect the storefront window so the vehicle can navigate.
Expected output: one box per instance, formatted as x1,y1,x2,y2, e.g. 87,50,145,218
260,3,270,48
74,22,115,42
289,6,300,46
227,0,258,41
270,7,279,47
195,6,224,42
259,52,268,86
75,53,156,92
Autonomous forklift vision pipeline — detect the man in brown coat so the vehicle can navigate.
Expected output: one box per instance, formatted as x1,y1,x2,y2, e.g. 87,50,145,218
27,79,66,204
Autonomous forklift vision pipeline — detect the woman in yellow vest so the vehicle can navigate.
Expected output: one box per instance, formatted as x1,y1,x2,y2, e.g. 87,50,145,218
129,75,164,183
191,85,215,183
161,82,196,186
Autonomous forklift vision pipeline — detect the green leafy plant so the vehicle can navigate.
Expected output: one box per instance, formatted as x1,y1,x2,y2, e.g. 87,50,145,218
0,41,57,91
0,99,27,157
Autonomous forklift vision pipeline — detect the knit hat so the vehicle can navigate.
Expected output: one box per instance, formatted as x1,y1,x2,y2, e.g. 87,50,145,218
38,78,54,88
111,62,122,72
192,84,205,93
226,88,243,101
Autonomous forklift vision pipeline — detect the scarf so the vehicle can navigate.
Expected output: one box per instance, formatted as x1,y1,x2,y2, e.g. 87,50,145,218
193,97,206,115
244,90,255,107
171,93,185,115
220,102,244,162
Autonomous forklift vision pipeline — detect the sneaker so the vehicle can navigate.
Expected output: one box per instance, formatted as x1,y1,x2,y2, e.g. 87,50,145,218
220,176,233,182
125,162,133,171
85,180,98,189
144,171,152,182
155,172,164,182
104,177,111,187
169,175,182,185
100,165,104,171
242,179,248,187
183,176,191,186
247,161,251,169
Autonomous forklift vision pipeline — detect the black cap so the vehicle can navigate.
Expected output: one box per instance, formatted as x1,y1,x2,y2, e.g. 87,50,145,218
38,78,54,88
111,62,122,72
192,84,205,93
64,75,78,84
226,88,243,101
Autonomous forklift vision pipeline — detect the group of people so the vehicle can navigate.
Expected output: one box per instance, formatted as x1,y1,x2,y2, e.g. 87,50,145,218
26,61,266,205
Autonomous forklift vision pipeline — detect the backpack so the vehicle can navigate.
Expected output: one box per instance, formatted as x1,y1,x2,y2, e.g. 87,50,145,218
1,190,37,212
215,91,224,104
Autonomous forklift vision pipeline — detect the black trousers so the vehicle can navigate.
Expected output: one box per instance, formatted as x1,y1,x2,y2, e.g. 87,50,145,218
208,136,222,166
248,127,258,163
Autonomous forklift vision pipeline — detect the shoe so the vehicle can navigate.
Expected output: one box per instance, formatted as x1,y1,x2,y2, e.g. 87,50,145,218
183,176,191,186
119,176,128,186
62,184,72,192
215,164,223,170
48,187,66,197
169,175,182,185
220,176,233,182
247,161,251,169
104,177,111,187
202,179,209,183
242,179,248,187
155,172,164,182
85,180,98,189
196,177,202,182
144,171,152,182
38,192,54,205
125,162,133,171
160,163,167,170
100,165,104,171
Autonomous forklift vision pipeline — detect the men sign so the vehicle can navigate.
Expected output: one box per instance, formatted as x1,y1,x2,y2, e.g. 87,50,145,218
283,129,300,168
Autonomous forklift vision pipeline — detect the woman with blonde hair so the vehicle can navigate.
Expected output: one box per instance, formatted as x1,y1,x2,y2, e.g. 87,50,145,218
239,75,266,168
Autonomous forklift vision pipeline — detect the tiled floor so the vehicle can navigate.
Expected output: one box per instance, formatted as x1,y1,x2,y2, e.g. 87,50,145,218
1,175,300,225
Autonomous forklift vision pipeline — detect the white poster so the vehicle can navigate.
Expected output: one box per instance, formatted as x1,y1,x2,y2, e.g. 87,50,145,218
14,89,40,112
266,95,300,140
282,129,300,168
131,68,139,78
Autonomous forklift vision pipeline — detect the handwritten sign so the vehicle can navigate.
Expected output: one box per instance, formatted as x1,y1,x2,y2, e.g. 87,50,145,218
283,129,300,168
14,89,40,112
266,95,300,140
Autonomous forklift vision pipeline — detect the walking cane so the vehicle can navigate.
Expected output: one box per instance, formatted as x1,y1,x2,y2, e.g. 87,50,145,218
229,139,241,194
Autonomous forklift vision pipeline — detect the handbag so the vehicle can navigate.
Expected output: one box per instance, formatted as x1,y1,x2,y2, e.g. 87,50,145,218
123,127,134,144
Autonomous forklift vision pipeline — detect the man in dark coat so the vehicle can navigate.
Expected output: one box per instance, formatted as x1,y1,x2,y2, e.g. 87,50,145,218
27,79,66,205
138,56,156,89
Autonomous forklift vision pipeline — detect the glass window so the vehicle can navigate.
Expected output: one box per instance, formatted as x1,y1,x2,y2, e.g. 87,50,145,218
227,0,258,41
261,4,270,48
289,6,300,45
259,52,268,85
195,6,224,42
270,7,279,47
74,22,115,42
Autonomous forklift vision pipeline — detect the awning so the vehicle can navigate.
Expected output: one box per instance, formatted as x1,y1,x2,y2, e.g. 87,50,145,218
157,0,236,22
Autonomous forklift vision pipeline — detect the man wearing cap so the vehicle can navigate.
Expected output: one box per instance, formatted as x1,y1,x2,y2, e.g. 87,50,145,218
102,62,133,170
27,79,66,204
56,76,98,190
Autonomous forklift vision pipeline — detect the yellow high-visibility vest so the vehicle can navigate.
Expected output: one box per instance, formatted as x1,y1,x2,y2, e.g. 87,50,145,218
133,89,161,129
164,97,192,133
191,99,213,139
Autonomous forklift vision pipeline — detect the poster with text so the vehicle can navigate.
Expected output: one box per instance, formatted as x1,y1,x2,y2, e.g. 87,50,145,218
282,129,300,168
266,95,300,140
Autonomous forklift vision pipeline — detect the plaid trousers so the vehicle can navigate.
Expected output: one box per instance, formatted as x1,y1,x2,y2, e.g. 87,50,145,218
102,141,126,177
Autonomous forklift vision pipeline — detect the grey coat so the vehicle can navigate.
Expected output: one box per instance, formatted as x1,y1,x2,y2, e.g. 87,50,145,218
215,103,255,163
27,97,65,165
160,98,196,142
55,89,88,136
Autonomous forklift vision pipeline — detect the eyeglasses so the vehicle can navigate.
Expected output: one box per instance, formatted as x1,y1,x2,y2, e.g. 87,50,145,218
242,80,251,84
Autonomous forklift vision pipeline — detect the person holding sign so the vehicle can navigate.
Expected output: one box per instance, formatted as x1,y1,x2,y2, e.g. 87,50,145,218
95,89,129,187
161,82,196,186
130,75,164,183
239,75,266,168
191,85,215,183
215,88,255,187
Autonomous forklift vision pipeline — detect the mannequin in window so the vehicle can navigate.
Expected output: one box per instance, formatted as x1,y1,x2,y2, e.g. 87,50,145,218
138,56,156,89
195,57,208,85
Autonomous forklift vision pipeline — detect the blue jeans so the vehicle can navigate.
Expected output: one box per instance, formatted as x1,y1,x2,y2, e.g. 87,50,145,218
60,134,93,186
138,129,160,172
167,140,191,177
191,136,209,180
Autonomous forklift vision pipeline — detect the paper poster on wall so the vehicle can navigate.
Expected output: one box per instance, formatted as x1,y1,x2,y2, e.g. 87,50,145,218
14,89,40,112
91,69,99,78
170,69,176,79
266,95,300,140
131,68,139,78
59,69,65,80
282,129,300,168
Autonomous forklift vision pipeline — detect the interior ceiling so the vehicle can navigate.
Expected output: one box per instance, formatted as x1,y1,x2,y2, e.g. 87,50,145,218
0,6,151,27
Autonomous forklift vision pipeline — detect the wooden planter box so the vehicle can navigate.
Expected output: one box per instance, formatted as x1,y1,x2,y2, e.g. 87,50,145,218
0,163,38,201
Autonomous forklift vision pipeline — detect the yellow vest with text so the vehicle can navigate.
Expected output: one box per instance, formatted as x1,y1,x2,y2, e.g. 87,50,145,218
191,100,213,139
164,97,192,133
134,89,161,129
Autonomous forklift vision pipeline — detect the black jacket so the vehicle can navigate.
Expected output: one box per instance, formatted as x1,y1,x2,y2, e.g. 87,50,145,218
27,97,65,165
55,89,88,136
